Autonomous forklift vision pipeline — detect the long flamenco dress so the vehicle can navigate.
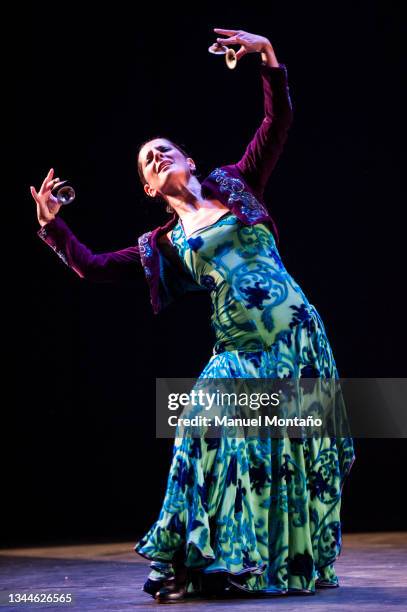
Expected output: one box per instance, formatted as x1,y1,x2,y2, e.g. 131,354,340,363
135,212,355,595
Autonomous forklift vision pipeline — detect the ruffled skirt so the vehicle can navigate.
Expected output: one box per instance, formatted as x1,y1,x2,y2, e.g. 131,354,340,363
135,314,355,595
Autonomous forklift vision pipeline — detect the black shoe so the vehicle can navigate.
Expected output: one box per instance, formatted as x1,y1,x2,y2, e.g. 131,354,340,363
155,581,187,604
143,577,174,598
315,578,339,588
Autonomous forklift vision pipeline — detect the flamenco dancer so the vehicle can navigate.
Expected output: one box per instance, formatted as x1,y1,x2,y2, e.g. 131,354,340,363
31,28,355,603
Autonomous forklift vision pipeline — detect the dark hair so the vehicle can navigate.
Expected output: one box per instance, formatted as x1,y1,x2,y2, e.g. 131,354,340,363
137,137,191,186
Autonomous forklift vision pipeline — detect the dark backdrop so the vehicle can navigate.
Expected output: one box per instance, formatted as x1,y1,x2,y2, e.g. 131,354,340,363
4,1,405,546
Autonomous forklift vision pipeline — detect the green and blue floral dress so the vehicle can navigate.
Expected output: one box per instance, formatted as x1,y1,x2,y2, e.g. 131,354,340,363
135,212,355,595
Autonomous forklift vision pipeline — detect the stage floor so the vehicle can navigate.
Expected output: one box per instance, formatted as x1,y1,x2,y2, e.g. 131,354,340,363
1,533,406,611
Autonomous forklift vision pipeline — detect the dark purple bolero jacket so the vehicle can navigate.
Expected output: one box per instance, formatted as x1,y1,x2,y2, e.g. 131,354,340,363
38,64,293,314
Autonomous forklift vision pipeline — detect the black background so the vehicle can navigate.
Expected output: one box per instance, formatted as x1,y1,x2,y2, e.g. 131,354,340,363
4,1,406,546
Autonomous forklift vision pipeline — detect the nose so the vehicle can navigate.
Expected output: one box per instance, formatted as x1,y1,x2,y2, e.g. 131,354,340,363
154,149,168,173
154,149,165,161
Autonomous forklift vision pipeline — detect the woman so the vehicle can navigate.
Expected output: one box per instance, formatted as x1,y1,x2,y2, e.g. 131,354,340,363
31,29,355,603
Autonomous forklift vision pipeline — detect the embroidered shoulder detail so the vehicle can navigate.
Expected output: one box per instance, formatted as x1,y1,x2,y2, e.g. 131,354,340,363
209,168,269,223
138,231,153,278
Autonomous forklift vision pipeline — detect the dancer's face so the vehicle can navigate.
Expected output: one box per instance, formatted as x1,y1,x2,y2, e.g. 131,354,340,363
138,138,196,198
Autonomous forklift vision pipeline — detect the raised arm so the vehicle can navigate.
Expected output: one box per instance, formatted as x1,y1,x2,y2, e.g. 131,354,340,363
31,169,140,282
214,29,293,196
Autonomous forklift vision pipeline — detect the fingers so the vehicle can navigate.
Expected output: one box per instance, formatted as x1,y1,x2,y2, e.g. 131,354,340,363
235,46,247,61
45,178,60,191
30,187,43,220
216,36,241,46
40,168,54,193
30,186,39,202
213,28,238,36
30,178,60,204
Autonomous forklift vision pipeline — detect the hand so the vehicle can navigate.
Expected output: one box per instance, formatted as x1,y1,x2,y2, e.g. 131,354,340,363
213,28,275,63
30,168,63,227
213,29,278,67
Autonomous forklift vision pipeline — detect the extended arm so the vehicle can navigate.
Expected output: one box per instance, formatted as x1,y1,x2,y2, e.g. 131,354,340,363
38,216,140,282
214,29,293,196
31,169,140,282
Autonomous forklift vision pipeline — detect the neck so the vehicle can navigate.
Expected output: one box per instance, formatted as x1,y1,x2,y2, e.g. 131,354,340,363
164,177,224,219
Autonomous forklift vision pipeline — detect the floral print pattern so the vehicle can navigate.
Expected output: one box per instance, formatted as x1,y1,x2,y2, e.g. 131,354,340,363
135,214,354,595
